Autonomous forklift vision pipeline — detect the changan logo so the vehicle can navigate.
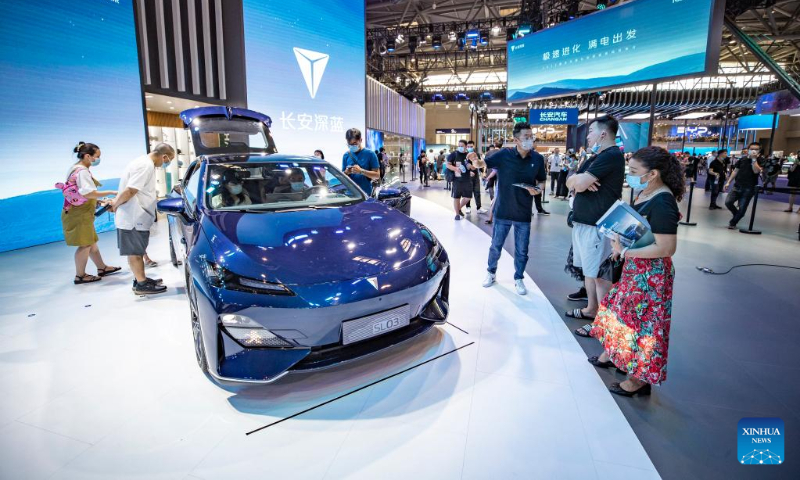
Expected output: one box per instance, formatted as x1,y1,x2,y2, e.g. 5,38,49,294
293,47,330,99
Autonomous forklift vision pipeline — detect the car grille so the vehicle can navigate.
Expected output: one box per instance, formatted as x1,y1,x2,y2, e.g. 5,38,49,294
289,318,434,371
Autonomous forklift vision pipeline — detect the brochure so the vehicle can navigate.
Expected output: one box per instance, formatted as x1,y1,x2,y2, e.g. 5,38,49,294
595,200,655,249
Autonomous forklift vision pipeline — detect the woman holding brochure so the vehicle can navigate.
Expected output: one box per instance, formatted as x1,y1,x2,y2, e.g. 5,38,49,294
588,146,684,397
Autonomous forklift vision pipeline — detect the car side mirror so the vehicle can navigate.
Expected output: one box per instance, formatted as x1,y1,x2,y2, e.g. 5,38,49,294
157,197,186,215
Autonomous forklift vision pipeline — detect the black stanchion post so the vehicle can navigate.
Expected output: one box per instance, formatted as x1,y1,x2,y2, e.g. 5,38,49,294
542,178,550,204
679,180,697,226
629,187,634,205
739,183,762,235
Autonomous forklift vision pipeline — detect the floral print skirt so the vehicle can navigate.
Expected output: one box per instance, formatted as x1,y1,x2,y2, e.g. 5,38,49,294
590,257,673,385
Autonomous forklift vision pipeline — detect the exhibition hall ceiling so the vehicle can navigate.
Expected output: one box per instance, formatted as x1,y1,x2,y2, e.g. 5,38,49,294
366,0,800,106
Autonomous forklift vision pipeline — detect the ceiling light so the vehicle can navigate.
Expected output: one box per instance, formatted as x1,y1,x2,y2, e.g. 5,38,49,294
674,111,717,119
386,39,396,52
491,99,502,103
145,95,153,99
432,34,442,49
458,103,462,108
445,104,450,109
146,107,151,111
492,25,500,35
487,113,507,120
166,100,172,104
623,113,654,120
169,107,174,110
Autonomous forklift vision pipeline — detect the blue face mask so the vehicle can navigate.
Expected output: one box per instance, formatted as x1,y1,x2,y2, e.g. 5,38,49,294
348,145,359,153
457,147,466,153
228,184,243,195
591,143,601,154
91,158,101,167
291,182,305,192
626,173,650,190
467,147,474,153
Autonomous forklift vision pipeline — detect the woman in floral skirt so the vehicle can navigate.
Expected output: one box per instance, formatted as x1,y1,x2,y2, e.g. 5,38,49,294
589,146,684,397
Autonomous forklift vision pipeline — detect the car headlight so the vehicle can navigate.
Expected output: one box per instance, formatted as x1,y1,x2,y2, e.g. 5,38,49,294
204,261,294,295
220,314,292,348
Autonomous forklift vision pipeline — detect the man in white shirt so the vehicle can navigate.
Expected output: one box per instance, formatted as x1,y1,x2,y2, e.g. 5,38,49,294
111,143,175,295
548,148,563,194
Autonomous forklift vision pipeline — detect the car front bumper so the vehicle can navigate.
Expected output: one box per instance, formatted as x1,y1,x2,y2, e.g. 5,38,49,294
197,265,450,383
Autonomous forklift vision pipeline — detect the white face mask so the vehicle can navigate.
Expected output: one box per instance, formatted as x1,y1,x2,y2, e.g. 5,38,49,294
520,139,533,151
457,146,466,153
228,184,243,195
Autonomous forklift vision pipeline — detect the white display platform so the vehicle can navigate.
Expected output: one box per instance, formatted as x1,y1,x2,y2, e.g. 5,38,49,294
0,197,659,480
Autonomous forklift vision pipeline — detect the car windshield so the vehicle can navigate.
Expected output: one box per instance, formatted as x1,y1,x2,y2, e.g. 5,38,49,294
206,161,366,211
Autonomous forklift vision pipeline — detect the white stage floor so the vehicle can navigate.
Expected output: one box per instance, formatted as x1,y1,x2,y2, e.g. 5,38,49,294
0,197,659,480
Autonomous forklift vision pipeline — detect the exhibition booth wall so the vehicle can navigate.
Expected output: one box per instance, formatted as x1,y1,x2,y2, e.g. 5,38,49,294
0,0,147,252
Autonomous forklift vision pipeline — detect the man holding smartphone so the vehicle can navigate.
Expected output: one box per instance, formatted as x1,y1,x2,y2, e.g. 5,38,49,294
482,122,547,295
342,128,380,196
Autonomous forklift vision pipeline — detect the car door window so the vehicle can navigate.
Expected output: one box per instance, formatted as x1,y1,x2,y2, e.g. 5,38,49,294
184,165,202,214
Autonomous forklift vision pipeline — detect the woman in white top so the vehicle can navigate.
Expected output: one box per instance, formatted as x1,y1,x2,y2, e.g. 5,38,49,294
61,142,120,284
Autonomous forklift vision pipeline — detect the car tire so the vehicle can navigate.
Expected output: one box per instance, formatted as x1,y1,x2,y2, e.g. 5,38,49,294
169,229,180,267
188,280,208,373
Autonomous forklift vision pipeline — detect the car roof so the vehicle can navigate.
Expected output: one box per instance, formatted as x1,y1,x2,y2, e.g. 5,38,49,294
201,153,325,164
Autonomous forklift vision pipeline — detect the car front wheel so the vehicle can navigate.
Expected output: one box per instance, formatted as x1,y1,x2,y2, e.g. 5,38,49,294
188,281,208,373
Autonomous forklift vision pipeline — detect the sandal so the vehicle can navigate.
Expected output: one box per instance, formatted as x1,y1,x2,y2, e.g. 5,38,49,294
484,219,492,225
588,355,614,368
74,274,101,284
98,266,122,277
574,323,594,337
566,308,595,320
609,382,651,397
145,260,158,268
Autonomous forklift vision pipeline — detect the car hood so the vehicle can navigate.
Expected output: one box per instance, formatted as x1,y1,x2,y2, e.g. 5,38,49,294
201,200,432,285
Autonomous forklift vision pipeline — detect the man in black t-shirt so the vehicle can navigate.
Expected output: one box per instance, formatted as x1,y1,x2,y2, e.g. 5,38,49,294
446,139,474,220
565,115,625,320
482,122,547,296
724,142,764,229
708,148,727,209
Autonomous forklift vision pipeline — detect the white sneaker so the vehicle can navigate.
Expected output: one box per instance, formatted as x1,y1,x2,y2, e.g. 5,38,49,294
482,273,496,288
465,207,472,214
477,208,488,214
515,279,527,295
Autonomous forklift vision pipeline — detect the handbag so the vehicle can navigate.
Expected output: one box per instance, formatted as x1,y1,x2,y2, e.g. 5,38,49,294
566,210,574,228
598,254,624,283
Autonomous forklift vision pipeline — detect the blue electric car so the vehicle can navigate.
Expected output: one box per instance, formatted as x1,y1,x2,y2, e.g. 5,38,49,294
158,107,449,383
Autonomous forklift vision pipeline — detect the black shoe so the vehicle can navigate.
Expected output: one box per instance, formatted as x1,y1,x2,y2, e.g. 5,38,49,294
609,382,651,397
133,279,167,295
145,277,164,285
537,210,550,216
568,287,588,301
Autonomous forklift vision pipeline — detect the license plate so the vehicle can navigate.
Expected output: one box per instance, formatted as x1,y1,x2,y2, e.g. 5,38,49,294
342,305,411,345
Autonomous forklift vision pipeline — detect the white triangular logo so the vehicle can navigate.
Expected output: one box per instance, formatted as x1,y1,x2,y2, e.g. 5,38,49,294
366,277,379,290
293,47,329,99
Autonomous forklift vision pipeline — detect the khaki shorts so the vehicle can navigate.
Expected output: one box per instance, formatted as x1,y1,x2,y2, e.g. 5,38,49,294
571,222,611,278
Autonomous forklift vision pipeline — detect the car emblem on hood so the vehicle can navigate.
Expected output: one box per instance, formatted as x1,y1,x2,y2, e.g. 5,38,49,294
366,277,379,290
293,47,329,99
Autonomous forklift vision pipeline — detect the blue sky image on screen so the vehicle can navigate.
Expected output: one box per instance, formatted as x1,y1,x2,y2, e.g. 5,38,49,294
507,0,715,102
243,0,366,163
0,0,146,251
0,0,146,199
